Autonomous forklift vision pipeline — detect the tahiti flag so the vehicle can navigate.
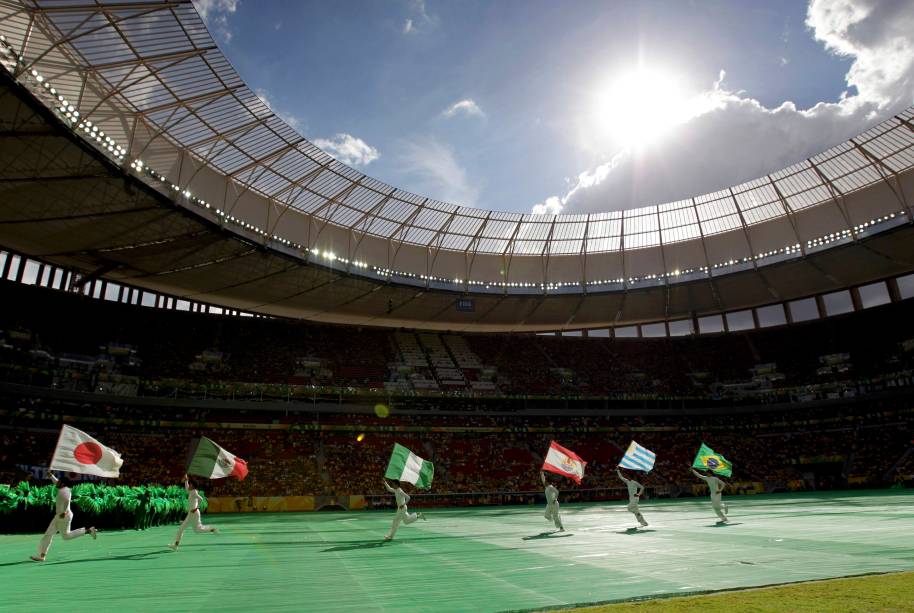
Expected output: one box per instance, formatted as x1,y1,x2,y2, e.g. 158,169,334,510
618,440,656,472
542,441,587,484
50,425,123,478
385,443,434,488
187,437,249,480
692,443,732,478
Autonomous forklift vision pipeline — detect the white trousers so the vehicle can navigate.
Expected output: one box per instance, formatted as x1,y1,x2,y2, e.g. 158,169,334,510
387,506,419,539
627,500,648,525
174,510,213,544
544,501,563,530
711,496,727,521
38,512,86,556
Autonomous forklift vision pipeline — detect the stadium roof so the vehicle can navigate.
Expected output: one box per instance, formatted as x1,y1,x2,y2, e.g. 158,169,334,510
1,0,913,331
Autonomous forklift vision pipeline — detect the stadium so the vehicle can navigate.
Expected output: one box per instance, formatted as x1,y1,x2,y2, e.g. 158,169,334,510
0,0,912,611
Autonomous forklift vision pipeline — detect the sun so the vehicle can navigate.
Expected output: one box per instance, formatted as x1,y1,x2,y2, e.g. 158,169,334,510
593,68,688,147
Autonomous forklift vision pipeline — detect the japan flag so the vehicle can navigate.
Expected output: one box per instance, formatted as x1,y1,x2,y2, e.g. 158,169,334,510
50,425,123,478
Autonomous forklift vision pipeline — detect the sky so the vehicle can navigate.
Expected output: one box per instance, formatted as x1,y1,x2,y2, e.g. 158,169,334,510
193,0,914,216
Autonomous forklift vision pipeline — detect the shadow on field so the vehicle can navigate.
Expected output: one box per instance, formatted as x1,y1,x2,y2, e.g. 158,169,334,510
706,522,743,527
0,560,32,568
522,532,573,540
48,549,169,565
322,540,392,552
616,528,656,535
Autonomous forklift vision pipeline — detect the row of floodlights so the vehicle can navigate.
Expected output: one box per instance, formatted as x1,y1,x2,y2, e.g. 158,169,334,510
3,43,131,163
127,159,303,248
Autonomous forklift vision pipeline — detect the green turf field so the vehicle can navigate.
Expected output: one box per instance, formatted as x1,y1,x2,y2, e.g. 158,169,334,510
1,491,912,612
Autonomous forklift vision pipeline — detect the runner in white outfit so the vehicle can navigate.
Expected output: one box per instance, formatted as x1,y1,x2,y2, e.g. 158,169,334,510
541,471,564,531
169,475,217,550
31,473,97,562
691,468,729,522
616,469,648,527
383,479,426,540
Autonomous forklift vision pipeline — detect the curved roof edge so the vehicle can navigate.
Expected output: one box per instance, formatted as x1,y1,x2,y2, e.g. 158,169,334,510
0,0,913,300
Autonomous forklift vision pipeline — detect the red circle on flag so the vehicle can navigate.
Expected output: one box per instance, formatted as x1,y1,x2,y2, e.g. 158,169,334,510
73,442,103,465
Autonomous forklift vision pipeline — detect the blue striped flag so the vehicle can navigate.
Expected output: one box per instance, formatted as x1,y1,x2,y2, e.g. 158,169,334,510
618,440,656,472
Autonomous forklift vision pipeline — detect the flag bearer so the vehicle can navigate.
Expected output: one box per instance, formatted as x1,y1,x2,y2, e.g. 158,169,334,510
616,468,649,527
169,474,218,551
382,478,426,540
541,471,564,531
30,472,97,562
691,467,729,522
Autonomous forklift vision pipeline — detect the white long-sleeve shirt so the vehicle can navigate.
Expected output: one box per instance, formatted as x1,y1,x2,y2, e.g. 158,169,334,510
618,474,643,502
56,486,72,516
50,474,71,515
693,471,725,499
544,484,559,505
384,481,410,507
185,481,203,512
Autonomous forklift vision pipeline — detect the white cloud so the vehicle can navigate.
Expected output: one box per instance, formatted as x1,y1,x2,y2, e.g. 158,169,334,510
254,87,303,130
531,196,563,216
195,0,237,19
442,99,485,119
193,0,238,42
313,134,381,166
532,0,914,215
402,0,436,34
398,139,479,206
807,0,914,109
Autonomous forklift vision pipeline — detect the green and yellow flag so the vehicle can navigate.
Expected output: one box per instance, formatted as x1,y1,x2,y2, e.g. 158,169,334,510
692,443,732,477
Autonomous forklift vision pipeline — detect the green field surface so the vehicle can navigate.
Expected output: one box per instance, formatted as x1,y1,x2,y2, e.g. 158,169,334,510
1,491,912,612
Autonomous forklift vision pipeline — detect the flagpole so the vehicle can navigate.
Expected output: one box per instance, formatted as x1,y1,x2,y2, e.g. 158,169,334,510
48,424,67,474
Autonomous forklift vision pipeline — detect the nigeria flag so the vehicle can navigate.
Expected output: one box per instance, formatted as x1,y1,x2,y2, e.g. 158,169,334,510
692,443,732,478
385,443,434,488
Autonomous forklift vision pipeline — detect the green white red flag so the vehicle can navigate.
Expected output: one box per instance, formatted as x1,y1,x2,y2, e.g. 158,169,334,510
187,437,248,480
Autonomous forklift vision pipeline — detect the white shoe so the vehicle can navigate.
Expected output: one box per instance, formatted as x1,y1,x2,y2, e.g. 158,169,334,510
383,536,393,541
89,527,98,540
419,513,427,521
640,521,649,527
168,543,178,551
29,555,45,562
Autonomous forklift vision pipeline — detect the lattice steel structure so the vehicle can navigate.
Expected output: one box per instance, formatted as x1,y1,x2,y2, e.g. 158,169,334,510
1,0,913,331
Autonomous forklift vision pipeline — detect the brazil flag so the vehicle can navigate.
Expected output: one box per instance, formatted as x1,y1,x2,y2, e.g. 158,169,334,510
692,443,732,477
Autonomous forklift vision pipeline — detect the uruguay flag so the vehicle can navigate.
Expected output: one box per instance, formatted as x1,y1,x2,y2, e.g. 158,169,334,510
618,440,656,472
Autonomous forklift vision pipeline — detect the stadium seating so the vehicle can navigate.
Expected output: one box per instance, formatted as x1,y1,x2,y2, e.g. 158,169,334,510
1,279,913,404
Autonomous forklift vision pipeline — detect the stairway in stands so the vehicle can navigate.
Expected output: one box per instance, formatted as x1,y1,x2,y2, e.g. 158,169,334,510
391,332,440,391
418,333,466,390
443,334,498,393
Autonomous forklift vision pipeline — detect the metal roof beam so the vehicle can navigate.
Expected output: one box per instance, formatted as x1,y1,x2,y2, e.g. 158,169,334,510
134,85,245,115
82,46,215,73
184,115,271,150
227,138,305,179
28,2,189,13
851,139,911,217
